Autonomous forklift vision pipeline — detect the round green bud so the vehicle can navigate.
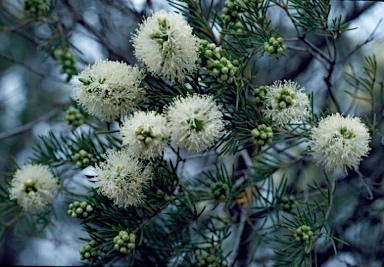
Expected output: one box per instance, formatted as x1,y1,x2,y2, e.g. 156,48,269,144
120,247,127,254
86,205,93,212
76,207,83,214
129,233,136,243
123,234,130,241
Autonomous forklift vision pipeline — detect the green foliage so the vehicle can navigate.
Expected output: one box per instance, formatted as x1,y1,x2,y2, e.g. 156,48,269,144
1,0,384,266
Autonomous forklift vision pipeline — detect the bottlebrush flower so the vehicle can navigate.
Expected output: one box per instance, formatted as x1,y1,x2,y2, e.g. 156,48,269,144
166,94,224,152
132,10,198,82
263,80,309,126
9,164,58,211
75,59,145,121
120,110,170,160
93,149,152,207
309,113,371,171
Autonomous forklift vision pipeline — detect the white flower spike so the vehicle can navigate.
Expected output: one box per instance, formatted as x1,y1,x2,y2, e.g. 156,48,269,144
309,113,371,172
132,10,198,82
9,164,58,212
75,59,145,121
120,110,170,160
94,149,152,208
166,94,224,153
263,80,309,126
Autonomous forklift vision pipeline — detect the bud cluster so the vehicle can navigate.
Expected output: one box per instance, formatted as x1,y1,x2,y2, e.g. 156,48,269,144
232,21,245,34
24,0,46,19
252,85,270,110
279,195,298,212
251,124,273,146
55,48,78,81
209,182,230,203
149,16,170,47
74,149,93,168
222,0,244,22
263,36,286,57
197,253,221,267
67,201,94,219
272,86,296,111
65,109,84,128
79,239,101,261
23,178,38,199
197,40,238,84
293,225,314,246
114,231,136,254
135,126,156,146
156,189,170,202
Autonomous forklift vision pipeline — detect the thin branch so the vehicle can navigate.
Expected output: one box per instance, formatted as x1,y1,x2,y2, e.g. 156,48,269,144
340,18,382,64
62,0,132,63
0,53,66,84
0,109,60,141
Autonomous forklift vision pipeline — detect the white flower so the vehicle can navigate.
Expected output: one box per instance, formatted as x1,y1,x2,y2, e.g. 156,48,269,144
120,111,170,160
263,80,309,126
309,113,371,171
132,10,198,82
9,164,58,212
75,59,145,121
166,94,224,152
94,149,152,207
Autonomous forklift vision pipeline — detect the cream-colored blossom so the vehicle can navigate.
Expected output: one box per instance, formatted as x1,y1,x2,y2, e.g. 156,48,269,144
166,94,224,152
93,149,152,207
120,111,170,160
309,113,371,171
9,164,58,211
75,59,145,121
263,80,309,126
132,10,198,82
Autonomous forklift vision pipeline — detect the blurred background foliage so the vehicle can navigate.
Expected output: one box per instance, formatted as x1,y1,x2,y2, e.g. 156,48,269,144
0,0,383,266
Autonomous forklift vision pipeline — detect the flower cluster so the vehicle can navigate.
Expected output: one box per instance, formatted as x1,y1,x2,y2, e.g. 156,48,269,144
24,0,46,19
79,239,101,261
251,124,273,146
114,231,136,254
263,80,309,126
252,85,270,110
75,59,145,121
279,195,298,212
309,113,371,171
197,40,239,84
93,149,152,208
65,108,84,128
263,36,286,57
197,253,221,267
67,201,93,219
166,94,225,152
9,164,58,212
293,225,314,247
222,0,244,22
120,111,170,160
132,10,198,82
209,182,230,203
55,48,78,82
74,149,94,168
